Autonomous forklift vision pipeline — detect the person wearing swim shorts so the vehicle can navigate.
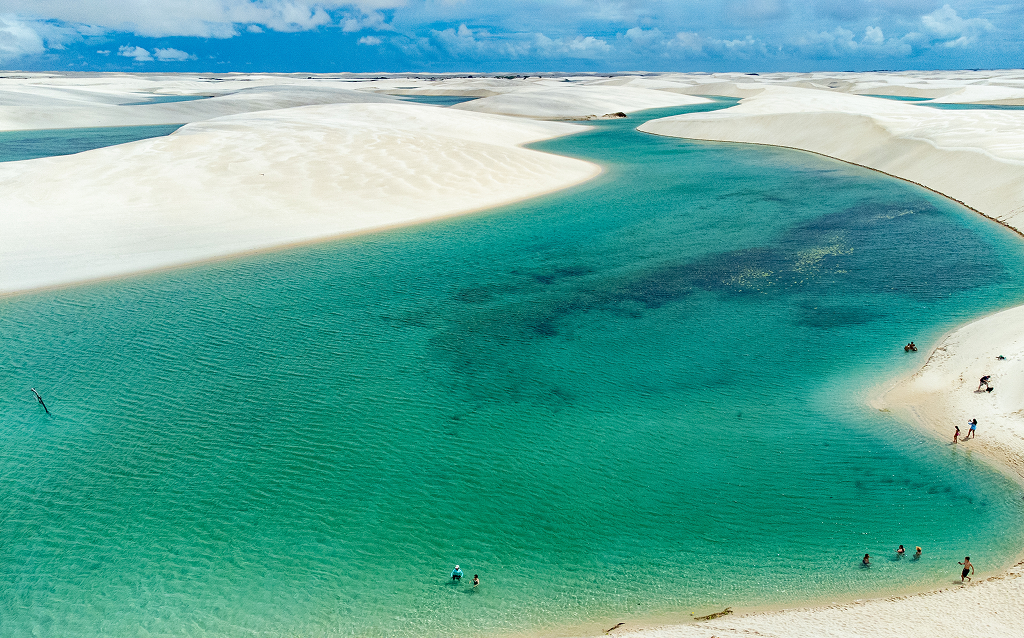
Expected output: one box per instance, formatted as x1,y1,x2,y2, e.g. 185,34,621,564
959,557,973,582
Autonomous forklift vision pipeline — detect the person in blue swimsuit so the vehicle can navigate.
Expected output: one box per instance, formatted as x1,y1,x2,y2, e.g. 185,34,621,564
967,418,977,439
451,565,463,581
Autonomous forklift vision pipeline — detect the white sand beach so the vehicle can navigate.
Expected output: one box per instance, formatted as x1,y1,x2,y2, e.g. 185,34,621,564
4,71,1024,637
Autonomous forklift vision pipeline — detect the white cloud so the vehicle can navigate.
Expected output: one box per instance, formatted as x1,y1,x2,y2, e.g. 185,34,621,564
358,35,381,45
534,32,612,57
0,15,46,61
921,4,993,46
793,25,911,58
154,47,193,61
118,44,194,61
0,1,406,39
341,10,391,33
118,45,153,61
96,49,110,55
863,25,883,46
667,31,765,58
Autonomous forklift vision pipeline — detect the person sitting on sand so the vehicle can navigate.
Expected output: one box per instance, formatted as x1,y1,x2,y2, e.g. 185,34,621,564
863,554,870,566
451,565,463,581
897,545,905,556
959,557,973,582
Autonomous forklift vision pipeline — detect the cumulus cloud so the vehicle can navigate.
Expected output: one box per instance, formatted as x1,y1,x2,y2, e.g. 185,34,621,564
118,45,153,61
534,33,612,57
117,45,195,61
0,0,405,39
667,31,766,58
153,47,194,61
358,35,381,45
0,15,46,61
424,23,610,59
793,25,911,57
921,4,992,46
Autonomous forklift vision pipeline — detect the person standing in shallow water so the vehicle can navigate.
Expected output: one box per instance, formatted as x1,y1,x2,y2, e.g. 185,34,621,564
953,425,960,444
451,565,463,581
862,554,870,566
897,545,905,557
473,574,479,588
959,557,973,582
914,546,922,560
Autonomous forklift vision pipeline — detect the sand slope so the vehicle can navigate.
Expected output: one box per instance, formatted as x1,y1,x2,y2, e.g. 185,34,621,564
594,560,1024,638
452,85,710,119
0,102,598,294
638,86,1024,233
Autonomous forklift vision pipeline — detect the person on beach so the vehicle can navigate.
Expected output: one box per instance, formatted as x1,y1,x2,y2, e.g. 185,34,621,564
914,547,922,560
959,557,973,582
473,574,479,588
978,376,992,391
863,554,870,566
897,545,905,556
953,425,960,444
967,419,977,439
451,565,463,581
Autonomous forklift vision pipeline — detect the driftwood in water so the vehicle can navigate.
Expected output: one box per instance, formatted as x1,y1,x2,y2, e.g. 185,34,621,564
694,607,732,621
605,622,625,633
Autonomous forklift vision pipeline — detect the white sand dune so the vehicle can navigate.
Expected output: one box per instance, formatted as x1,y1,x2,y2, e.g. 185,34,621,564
0,79,399,130
0,102,597,294
452,85,711,119
638,86,1024,234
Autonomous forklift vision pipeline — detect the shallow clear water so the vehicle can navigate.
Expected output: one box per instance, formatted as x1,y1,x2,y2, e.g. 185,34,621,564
394,95,479,107
2,105,1024,637
864,94,1024,109
120,95,213,106
0,125,182,163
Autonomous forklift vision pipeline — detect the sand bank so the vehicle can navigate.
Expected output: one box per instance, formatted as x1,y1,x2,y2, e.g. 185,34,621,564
0,102,598,294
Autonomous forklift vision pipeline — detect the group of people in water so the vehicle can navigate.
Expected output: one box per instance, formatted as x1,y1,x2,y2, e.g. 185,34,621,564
903,342,918,352
862,549,975,582
450,565,479,588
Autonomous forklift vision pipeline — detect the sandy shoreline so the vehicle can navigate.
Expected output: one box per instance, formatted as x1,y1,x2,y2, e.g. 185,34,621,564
4,71,1024,637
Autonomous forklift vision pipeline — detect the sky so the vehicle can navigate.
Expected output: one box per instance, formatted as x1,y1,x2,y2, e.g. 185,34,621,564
0,1,1021,73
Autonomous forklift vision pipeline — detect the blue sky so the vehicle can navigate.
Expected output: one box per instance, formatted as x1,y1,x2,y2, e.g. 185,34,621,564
1,1,1020,73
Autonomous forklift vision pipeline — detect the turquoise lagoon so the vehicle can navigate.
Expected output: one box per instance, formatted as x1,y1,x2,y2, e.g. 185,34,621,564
0,124,183,163
2,104,1024,637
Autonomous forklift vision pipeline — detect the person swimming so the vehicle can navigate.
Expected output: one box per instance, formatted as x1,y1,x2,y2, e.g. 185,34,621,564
30,388,50,415
451,565,463,581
